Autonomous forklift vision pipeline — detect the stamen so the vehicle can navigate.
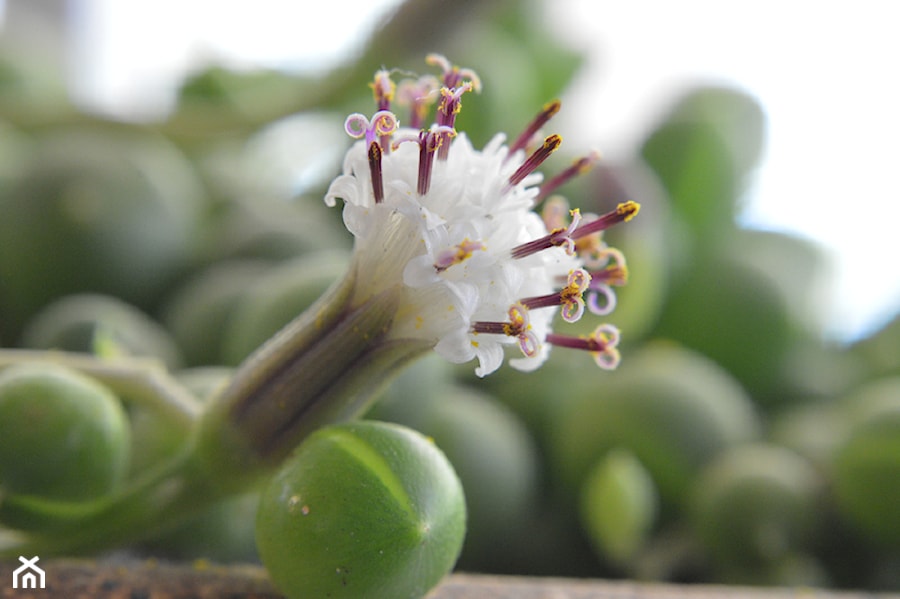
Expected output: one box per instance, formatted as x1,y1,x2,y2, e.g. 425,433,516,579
535,150,601,204
370,69,395,111
435,84,474,160
434,238,485,272
368,142,384,204
589,248,628,285
507,134,563,188
571,201,641,240
471,303,540,358
546,324,621,369
507,100,562,160
396,75,439,129
586,283,617,315
584,250,628,315
394,125,457,195
520,269,591,323
511,208,582,259
426,53,482,92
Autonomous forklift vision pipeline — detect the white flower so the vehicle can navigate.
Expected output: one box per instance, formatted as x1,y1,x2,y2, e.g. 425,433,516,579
323,56,639,377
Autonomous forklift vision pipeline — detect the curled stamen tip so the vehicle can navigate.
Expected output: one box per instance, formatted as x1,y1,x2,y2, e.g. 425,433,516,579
372,110,399,135
560,269,590,322
568,267,591,290
588,323,621,369
561,297,586,323
594,347,621,370
427,53,481,92
587,284,617,315
593,323,621,348
344,113,370,138
618,200,641,221
344,110,399,143
425,53,452,70
370,70,396,103
518,330,540,357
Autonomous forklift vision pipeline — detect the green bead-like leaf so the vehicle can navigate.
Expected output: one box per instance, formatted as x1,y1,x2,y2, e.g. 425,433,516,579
256,420,466,599
830,377,900,547
691,444,821,570
640,86,765,245
579,449,658,566
0,362,130,504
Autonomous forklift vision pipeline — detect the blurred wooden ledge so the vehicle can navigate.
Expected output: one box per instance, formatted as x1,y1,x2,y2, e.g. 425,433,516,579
0,559,895,599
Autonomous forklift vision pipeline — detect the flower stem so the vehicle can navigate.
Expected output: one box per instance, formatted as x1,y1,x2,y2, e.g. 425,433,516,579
193,262,430,493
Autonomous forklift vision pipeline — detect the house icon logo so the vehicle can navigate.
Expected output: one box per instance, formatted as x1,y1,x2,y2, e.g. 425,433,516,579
12,556,46,589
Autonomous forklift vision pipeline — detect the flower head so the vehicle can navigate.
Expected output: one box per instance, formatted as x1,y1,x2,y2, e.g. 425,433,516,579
324,56,639,377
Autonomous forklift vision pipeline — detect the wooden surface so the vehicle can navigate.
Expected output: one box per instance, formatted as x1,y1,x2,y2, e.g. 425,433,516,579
1,559,896,598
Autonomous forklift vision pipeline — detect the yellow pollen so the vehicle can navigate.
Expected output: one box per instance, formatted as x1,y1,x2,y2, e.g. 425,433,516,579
617,200,641,221
544,99,562,117
544,134,563,151
560,283,584,303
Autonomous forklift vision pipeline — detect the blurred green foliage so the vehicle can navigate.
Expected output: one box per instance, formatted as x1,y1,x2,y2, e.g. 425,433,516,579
1,0,897,591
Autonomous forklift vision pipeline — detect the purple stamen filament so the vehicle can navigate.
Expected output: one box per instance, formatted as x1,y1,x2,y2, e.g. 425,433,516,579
507,100,562,159
536,151,601,204
511,208,581,260
508,134,563,188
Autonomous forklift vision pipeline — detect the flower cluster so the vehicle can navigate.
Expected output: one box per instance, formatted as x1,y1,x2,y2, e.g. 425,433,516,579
325,55,639,377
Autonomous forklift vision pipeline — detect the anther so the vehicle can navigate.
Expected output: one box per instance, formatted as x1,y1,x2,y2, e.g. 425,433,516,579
368,142,385,204
571,201,641,240
370,69,395,111
507,134,563,189
435,84,474,160
507,100,562,161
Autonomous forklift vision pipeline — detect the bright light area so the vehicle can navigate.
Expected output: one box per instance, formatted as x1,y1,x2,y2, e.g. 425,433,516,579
548,0,900,343
40,0,900,342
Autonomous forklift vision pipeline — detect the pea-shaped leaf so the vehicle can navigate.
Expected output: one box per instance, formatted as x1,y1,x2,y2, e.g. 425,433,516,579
0,362,130,503
579,449,658,566
830,377,900,547
552,342,760,509
691,443,822,573
0,129,203,337
640,86,766,245
256,420,466,599
21,293,183,369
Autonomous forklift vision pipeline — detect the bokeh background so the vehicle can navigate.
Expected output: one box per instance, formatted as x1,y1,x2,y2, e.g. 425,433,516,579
1,0,898,591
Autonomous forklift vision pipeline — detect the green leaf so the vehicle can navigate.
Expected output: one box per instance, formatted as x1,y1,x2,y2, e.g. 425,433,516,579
640,86,766,245
579,449,658,566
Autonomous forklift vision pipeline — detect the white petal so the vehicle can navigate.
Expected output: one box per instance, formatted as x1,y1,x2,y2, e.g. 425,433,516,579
474,341,505,378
